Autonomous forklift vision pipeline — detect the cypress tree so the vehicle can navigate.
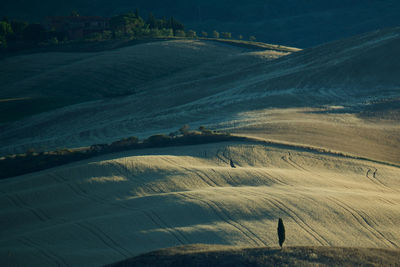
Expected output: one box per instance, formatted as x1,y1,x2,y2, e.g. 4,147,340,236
277,218,285,248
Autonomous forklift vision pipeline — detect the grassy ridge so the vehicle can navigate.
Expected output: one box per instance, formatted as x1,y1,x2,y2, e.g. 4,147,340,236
200,37,301,52
105,244,400,267
3,127,398,179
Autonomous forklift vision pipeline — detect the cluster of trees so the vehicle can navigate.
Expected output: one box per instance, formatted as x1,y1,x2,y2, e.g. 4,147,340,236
0,10,187,51
1,9,259,52
0,18,49,50
0,126,243,179
198,30,256,41
97,12,257,41
106,10,185,40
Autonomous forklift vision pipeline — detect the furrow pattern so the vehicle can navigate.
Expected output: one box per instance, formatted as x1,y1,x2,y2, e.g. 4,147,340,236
179,192,266,246
225,171,240,185
52,173,105,203
75,222,130,257
149,210,190,244
244,189,328,246
253,168,287,186
19,237,69,267
67,175,185,245
287,152,308,171
109,162,156,193
269,196,330,245
86,221,133,256
216,149,229,165
52,173,186,245
357,210,399,248
208,198,268,246
6,194,49,222
328,196,398,248
161,156,217,187
365,167,394,192
199,170,221,187
281,152,305,171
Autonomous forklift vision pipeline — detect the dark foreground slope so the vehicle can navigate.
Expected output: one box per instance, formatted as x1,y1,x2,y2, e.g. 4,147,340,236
106,244,400,267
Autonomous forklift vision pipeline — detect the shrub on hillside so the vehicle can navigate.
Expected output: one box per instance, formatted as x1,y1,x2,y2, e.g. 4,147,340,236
110,136,139,150
144,134,173,147
160,28,173,37
90,143,109,153
186,30,197,38
249,35,257,41
221,32,232,39
212,30,220,38
199,126,213,135
0,21,13,48
175,30,186,37
179,124,190,135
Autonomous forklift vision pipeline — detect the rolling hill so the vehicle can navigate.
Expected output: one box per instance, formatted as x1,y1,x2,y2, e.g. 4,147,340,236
1,140,400,266
1,28,400,266
1,28,399,163
0,39,250,122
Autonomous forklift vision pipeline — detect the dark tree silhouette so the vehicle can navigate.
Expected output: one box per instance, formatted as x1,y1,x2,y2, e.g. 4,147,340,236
147,12,157,29
230,159,236,168
277,218,285,248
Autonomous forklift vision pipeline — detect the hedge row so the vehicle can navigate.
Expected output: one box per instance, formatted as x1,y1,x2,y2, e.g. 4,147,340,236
0,130,243,179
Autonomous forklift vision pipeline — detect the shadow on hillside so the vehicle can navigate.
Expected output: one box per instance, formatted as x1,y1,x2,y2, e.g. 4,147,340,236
305,97,400,120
